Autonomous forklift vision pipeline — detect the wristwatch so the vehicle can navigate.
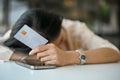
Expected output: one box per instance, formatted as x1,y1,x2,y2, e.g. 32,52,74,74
75,50,86,64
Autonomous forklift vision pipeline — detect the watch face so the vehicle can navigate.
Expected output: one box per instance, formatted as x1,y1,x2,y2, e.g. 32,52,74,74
81,55,86,60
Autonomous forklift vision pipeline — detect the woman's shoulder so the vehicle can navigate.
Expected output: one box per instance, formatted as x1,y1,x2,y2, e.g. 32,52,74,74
62,18,89,35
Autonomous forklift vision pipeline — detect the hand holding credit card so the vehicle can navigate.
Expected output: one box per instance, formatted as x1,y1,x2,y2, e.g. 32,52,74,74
14,25,56,70
14,25,48,49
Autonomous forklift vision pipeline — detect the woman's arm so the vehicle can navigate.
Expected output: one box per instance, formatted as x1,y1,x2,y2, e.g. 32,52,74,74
81,48,120,64
10,51,38,62
76,22,120,63
61,47,120,65
29,43,120,66
71,21,120,63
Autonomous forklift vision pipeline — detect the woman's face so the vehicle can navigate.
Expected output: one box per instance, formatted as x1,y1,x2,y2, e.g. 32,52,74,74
51,27,67,49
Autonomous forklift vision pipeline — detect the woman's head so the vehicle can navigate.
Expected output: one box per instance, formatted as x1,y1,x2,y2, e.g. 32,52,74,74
4,8,63,53
31,9,67,48
28,9,67,48
27,9,63,41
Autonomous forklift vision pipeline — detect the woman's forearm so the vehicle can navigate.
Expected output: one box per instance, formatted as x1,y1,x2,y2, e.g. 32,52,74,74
10,51,26,61
84,48,120,64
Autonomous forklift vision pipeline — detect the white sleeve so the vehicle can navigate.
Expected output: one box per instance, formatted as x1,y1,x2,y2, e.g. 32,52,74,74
0,29,13,61
0,45,13,61
0,29,11,44
74,21,119,52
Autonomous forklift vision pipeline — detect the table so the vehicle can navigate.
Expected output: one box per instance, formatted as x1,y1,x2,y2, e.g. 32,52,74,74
0,61,120,80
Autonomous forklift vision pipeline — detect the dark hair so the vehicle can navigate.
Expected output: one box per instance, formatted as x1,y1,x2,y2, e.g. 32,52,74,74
4,8,63,53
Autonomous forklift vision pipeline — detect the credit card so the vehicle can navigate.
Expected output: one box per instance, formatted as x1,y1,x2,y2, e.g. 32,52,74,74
14,25,48,49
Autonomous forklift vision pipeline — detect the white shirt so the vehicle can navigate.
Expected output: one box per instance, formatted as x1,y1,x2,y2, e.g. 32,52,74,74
0,19,119,61
62,19,119,51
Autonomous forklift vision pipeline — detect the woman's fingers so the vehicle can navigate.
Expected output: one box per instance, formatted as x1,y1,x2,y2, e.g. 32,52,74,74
37,51,57,65
29,43,55,55
40,56,52,62
29,45,49,55
37,51,49,59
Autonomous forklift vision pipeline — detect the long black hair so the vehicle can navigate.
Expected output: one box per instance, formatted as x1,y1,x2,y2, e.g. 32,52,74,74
4,9,63,53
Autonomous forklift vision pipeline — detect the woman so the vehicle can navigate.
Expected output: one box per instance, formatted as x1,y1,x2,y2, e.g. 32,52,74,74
1,9,120,66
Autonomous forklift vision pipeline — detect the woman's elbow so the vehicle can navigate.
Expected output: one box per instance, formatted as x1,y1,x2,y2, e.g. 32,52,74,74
106,48,120,62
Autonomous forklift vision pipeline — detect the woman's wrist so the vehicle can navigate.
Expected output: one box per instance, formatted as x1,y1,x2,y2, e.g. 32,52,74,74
66,51,80,65
75,50,86,64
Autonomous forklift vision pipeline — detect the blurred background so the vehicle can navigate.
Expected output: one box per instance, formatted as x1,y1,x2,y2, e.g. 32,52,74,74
0,0,120,49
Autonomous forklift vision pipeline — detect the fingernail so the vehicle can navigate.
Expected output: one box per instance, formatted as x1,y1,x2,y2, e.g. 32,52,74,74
29,52,32,55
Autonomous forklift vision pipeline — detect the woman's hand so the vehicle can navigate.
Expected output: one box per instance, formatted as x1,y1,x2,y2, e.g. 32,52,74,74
29,43,80,66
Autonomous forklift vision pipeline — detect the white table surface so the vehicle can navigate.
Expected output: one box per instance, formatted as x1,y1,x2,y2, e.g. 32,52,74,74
0,61,120,80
